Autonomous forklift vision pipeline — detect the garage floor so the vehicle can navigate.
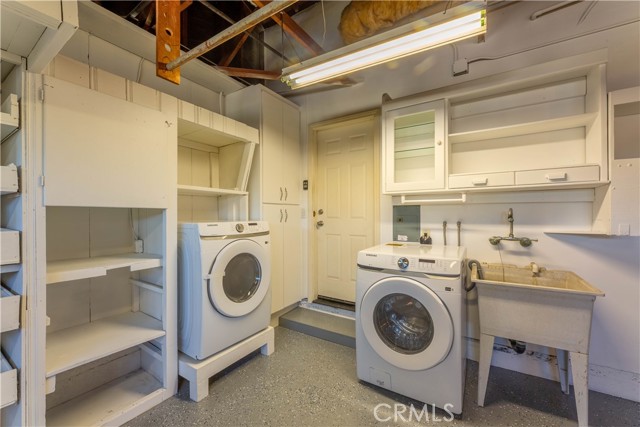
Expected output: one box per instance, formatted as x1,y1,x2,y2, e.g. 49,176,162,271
126,327,639,427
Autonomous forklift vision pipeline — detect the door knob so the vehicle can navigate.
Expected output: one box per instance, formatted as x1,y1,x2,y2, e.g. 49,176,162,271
318,209,324,215
316,220,324,228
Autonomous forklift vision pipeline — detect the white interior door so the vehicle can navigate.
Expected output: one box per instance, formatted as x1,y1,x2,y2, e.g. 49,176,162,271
316,115,376,303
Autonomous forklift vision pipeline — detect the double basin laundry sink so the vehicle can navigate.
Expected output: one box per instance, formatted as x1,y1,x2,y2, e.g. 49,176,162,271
470,262,604,427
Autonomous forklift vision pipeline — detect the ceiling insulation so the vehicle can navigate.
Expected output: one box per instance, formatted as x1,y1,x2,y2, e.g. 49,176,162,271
339,0,440,44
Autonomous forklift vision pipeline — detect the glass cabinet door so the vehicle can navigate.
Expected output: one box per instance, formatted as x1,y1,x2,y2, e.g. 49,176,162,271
383,99,445,192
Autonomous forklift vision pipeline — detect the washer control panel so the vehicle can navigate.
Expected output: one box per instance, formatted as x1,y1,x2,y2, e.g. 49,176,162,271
397,257,409,269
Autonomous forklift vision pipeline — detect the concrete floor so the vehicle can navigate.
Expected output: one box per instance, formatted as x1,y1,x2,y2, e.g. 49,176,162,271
126,327,639,427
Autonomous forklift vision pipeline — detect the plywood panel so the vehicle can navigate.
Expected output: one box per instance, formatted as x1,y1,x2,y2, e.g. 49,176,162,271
89,208,134,257
190,149,210,188
177,146,191,185
46,207,90,262
47,279,91,333
42,75,170,208
90,269,133,322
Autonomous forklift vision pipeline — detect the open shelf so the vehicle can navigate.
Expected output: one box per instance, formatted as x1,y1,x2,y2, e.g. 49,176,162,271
1,351,17,408
448,113,598,144
177,184,248,197
46,253,162,284
1,94,19,141
177,100,259,148
46,311,165,378
46,369,164,426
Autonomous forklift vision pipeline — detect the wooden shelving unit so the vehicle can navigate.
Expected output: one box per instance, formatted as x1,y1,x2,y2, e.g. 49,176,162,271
0,352,17,409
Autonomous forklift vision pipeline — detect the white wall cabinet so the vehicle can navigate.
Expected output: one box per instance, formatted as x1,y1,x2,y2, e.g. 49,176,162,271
382,51,608,198
177,100,258,223
31,73,177,426
226,85,303,313
590,87,640,236
382,98,445,193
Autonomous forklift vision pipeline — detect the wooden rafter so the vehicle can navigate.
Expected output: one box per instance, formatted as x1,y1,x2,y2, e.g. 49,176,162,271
156,0,181,84
215,67,282,80
220,32,251,67
252,0,325,56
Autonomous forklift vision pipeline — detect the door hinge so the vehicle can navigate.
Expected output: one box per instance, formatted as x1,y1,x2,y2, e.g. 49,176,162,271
39,176,45,187
38,87,45,102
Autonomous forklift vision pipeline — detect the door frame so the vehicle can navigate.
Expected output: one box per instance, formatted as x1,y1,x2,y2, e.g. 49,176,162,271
306,109,381,303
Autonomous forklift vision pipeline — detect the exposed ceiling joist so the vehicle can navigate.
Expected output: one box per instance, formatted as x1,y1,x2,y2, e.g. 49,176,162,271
159,0,297,84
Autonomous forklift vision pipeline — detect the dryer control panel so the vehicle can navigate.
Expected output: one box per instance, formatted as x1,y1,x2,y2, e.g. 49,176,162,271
357,243,464,275
193,221,270,237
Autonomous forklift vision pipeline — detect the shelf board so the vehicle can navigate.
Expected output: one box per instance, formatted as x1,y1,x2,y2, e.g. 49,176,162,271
46,253,162,284
1,94,19,141
1,286,20,333
448,113,598,144
46,369,164,427
544,230,611,236
177,184,248,197
46,311,165,378
1,164,19,195
178,117,257,148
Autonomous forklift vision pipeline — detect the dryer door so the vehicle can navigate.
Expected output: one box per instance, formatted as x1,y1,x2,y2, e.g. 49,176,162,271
208,239,271,318
360,276,453,371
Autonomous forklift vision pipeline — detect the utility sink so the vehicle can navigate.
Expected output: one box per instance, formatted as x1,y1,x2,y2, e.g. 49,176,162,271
471,262,604,352
472,262,605,427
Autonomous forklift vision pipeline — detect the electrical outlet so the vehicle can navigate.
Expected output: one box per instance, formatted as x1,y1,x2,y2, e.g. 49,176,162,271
453,58,469,76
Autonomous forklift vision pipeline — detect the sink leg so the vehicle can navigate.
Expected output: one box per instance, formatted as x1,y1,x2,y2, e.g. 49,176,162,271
570,351,590,427
477,333,495,407
557,349,570,394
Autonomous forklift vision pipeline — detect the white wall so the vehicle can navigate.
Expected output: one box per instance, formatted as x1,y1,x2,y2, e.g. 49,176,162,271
265,1,640,401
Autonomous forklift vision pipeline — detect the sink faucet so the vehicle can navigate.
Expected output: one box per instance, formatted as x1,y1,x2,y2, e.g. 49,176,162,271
530,261,540,277
489,208,538,247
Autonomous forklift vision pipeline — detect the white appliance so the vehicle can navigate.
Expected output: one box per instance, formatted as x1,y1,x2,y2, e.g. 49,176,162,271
178,221,271,360
356,242,466,414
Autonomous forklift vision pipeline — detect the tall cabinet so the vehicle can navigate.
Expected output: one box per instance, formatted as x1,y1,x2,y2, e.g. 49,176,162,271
226,85,302,313
29,73,177,426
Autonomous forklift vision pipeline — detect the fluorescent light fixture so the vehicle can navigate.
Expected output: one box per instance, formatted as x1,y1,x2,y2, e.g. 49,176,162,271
282,4,486,89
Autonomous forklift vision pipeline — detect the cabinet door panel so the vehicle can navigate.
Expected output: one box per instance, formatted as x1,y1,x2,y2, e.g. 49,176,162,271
42,75,171,208
383,99,445,193
281,103,300,205
263,204,284,313
261,93,284,204
282,206,301,307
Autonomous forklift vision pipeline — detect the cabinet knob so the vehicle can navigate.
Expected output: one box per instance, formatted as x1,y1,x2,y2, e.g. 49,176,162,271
284,187,288,200
437,140,442,146
280,187,283,201
280,209,283,222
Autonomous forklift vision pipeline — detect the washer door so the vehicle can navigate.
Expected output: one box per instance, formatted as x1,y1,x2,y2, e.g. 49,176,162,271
208,239,270,318
360,276,453,371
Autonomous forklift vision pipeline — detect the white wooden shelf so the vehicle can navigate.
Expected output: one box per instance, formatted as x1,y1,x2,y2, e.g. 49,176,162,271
1,352,18,408
1,164,19,195
1,94,19,141
1,286,20,332
46,253,162,284
178,100,259,148
46,311,165,378
448,113,598,144
177,184,248,197
46,369,164,426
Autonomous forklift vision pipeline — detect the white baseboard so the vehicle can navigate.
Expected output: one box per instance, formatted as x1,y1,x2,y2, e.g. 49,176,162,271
465,337,640,403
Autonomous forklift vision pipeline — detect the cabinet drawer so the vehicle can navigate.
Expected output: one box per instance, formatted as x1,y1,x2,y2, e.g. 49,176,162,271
449,172,514,189
1,286,20,333
1,352,18,408
515,165,600,185
0,228,20,265
1,164,19,195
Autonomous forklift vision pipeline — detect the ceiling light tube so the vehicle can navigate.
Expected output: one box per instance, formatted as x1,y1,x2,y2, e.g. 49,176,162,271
282,6,486,89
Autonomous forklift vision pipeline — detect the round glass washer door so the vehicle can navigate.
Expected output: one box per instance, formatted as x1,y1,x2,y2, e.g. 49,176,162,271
360,276,453,371
208,239,270,318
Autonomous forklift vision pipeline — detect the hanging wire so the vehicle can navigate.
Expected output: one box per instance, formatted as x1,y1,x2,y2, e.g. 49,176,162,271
320,0,327,47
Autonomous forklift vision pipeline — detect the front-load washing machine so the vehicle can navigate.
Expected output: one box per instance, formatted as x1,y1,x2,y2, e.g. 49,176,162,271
178,221,271,360
356,242,466,414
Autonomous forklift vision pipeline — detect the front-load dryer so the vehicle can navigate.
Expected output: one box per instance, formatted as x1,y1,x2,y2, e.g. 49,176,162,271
178,221,271,360
356,243,466,414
